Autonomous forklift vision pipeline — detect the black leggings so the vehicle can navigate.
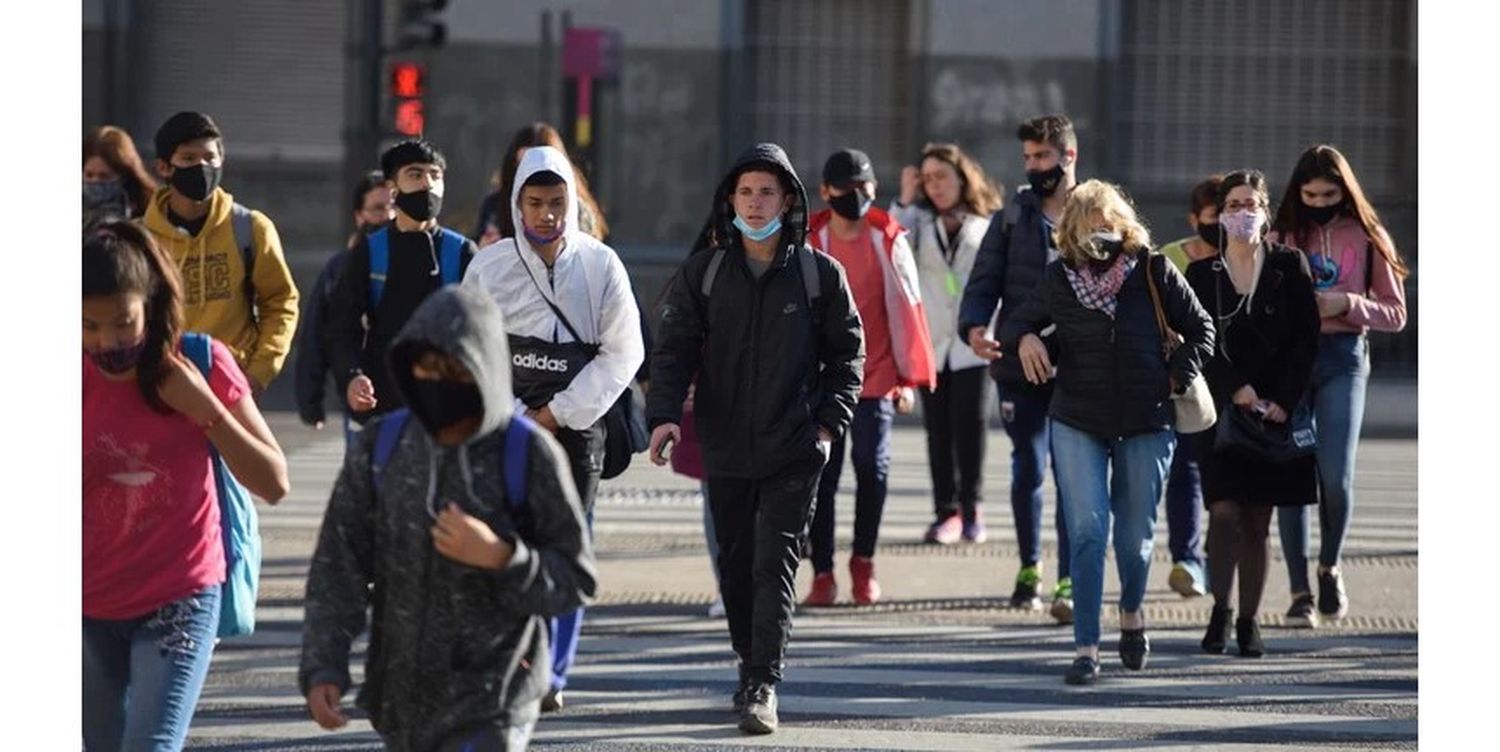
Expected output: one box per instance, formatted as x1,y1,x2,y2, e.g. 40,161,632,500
1206,501,1275,618
919,367,988,518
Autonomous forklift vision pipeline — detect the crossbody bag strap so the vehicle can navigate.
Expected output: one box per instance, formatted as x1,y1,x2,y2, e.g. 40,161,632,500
514,244,589,344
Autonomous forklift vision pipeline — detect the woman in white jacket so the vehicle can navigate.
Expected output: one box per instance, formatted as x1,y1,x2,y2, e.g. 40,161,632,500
892,143,1005,545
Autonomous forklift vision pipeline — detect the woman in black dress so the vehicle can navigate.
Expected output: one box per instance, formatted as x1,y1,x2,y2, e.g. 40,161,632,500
1185,170,1320,657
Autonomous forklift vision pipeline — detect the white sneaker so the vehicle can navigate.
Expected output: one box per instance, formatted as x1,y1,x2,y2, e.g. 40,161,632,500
708,595,726,618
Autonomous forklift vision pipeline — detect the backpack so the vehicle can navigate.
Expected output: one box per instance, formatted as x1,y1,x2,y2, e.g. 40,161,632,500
182,332,262,639
370,408,535,533
368,226,466,307
699,244,823,324
229,203,257,321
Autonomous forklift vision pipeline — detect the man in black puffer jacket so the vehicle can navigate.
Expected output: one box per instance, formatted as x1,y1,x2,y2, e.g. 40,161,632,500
956,114,1079,621
646,142,865,736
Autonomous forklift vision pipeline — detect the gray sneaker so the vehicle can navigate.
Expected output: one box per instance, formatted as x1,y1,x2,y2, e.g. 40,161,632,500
738,683,778,734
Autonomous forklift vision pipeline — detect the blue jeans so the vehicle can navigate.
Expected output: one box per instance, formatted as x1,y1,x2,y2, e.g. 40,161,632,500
1278,333,1370,593
550,507,593,693
83,585,221,752
810,398,894,572
1052,422,1174,648
1166,432,1205,566
998,382,1071,577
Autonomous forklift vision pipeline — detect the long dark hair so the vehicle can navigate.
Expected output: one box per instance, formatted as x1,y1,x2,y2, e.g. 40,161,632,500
83,126,159,217
83,222,184,413
918,142,1004,217
494,122,610,240
1271,144,1408,278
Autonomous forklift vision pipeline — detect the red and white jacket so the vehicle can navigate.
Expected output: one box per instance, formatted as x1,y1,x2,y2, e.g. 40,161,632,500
808,206,938,395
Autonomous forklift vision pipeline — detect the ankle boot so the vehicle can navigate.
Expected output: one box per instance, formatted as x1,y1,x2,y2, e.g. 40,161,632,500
1235,616,1264,658
1202,603,1233,654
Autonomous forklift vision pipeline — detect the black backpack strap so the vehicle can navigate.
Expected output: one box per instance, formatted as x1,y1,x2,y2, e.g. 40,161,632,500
798,245,823,327
701,248,727,297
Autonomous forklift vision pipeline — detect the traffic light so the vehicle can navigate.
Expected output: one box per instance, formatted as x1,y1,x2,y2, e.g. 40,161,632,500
390,61,427,136
397,0,448,51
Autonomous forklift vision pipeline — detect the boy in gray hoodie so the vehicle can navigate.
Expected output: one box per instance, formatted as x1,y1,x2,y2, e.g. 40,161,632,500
299,285,596,751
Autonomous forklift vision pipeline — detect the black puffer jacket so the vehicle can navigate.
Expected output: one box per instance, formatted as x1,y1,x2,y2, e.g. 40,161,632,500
299,285,596,751
647,143,865,479
999,252,1215,438
958,186,1056,386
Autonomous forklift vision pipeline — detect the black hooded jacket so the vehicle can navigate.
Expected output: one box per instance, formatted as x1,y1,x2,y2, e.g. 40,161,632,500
647,143,866,479
299,285,596,750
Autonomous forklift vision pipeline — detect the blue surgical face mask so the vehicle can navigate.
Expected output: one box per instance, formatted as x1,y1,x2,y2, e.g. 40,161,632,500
733,213,783,242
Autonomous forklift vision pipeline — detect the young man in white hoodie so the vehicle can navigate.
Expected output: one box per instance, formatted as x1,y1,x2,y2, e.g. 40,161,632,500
462,146,644,713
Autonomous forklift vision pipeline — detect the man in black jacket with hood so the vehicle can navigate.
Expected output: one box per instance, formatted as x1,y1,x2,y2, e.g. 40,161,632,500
647,143,865,735
300,285,596,750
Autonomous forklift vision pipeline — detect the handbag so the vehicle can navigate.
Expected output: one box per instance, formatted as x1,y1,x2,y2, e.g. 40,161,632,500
182,332,262,638
1144,254,1216,433
515,251,643,479
1213,398,1317,464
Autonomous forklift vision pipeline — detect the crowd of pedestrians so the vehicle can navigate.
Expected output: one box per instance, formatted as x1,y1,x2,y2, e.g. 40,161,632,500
82,108,1408,748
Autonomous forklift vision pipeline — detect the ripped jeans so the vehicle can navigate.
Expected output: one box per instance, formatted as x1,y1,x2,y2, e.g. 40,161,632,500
83,585,221,752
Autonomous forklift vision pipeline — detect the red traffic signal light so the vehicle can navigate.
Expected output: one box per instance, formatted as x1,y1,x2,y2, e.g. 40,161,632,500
394,99,426,137
391,62,426,99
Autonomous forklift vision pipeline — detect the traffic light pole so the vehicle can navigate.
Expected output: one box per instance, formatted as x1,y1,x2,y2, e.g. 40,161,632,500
343,0,384,239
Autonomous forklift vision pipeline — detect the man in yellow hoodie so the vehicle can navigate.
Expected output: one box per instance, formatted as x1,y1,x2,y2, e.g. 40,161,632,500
142,111,300,393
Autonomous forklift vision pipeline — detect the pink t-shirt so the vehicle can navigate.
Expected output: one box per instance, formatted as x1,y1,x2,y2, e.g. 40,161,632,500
826,229,898,399
83,339,247,619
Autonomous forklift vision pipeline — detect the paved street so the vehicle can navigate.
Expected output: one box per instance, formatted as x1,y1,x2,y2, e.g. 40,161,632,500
187,415,1417,750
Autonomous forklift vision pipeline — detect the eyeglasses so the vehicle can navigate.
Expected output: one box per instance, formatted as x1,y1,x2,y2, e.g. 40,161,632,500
1223,200,1264,213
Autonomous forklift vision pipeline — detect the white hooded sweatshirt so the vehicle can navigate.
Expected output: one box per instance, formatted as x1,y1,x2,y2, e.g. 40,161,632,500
462,146,644,429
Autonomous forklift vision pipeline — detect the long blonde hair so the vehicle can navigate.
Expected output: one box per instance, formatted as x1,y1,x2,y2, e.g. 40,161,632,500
1054,179,1152,265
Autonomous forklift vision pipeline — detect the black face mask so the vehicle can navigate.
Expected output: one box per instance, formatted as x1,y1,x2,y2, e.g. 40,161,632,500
408,378,483,434
1196,222,1221,248
395,189,442,222
1025,163,1066,197
1304,203,1342,225
828,190,872,221
170,162,222,202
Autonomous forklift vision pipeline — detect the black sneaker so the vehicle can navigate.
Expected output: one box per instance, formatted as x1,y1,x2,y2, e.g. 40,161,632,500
1202,604,1233,654
540,688,564,713
1284,592,1319,629
738,683,778,735
1318,568,1349,621
1236,616,1265,658
1064,655,1100,685
1119,629,1150,671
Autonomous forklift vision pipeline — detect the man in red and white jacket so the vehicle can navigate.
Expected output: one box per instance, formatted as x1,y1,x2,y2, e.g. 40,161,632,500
803,149,937,606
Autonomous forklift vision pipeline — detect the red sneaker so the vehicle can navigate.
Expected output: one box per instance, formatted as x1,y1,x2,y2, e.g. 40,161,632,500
849,555,882,605
924,514,964,545
803,571,837,607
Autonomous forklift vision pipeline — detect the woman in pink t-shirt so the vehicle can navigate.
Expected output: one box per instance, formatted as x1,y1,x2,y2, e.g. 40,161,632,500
82,222,288,750
1267,145,1409,629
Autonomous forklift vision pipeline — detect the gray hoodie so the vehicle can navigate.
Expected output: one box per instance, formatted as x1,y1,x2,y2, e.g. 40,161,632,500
299,284,597,750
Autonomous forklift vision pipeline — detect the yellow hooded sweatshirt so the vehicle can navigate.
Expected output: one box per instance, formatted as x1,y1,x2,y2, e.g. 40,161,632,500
142,186,300,389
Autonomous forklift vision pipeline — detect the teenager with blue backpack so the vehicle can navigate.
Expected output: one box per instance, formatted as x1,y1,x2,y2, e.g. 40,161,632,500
329,139,477,429
83,222,287,751
300,285,596,751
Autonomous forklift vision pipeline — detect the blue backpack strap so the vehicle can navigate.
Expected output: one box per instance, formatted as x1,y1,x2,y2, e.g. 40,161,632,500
370,408,411,493
503,415,535,535
368,226,391,307
438,227,465,286
182,332,214,376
